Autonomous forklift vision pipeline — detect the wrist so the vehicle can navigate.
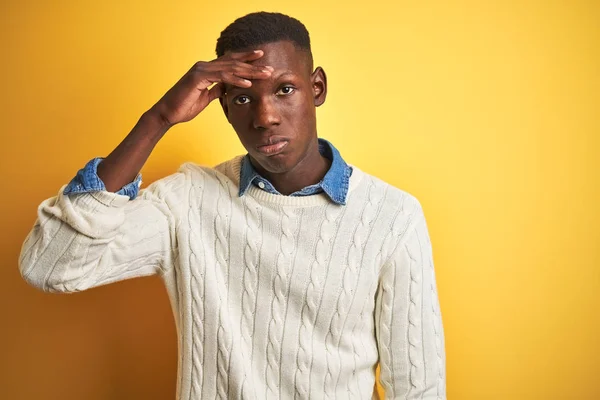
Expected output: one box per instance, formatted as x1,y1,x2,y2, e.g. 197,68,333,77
140,109,171,142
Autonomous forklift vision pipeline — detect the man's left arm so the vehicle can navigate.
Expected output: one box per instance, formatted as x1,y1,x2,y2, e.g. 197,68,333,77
375,205,447,399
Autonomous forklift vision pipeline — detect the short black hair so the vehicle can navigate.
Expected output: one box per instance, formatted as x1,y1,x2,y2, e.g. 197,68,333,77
215,11,312,61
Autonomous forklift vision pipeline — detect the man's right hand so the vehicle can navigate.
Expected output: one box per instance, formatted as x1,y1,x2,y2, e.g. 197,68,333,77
149,50,273,127
95,50,272,193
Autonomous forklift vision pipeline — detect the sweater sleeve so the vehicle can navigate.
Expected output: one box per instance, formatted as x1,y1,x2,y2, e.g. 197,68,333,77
18,173,182,293
375,205,446,399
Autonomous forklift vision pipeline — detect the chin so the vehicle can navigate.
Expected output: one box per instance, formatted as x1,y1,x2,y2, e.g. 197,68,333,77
251,152,297,174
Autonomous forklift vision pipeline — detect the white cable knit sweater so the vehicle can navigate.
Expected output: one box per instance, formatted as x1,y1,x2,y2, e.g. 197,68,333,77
19,155,446,399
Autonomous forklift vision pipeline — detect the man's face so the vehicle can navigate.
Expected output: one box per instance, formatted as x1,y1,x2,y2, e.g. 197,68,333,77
221,40,327,174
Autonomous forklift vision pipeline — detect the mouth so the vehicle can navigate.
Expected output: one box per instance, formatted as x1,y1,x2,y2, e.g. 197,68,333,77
256,138,289,156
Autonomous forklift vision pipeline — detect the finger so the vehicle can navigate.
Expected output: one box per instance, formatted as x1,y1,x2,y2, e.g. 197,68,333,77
223,61,273,81
231,65,273,80
220,71,254,88
226,49,266,62
207,82,225,103
203,71,252,88
194,63,272,87
203,60,274,77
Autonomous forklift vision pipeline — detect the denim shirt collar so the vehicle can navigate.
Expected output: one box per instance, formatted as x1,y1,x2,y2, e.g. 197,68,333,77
238,138,352,205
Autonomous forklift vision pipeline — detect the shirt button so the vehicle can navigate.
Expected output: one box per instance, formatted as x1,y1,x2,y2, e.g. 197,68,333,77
258,181,266,189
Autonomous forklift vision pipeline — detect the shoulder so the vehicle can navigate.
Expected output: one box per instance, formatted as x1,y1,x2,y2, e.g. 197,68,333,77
355,170,432,265
177,156,243,184
137,161,217,201
161,156,244,200
176,161,215,180
350,167,424,218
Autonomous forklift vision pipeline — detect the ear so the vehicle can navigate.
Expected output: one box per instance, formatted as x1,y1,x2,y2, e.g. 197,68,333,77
311,67,327,107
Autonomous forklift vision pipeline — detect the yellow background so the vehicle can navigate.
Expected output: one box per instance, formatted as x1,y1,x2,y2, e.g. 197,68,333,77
1,1,598,399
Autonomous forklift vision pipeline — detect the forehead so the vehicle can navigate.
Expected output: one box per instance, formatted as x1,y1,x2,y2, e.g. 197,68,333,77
230,40,311,74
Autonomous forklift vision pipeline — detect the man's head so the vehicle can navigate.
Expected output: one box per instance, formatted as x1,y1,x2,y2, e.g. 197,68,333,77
216,12,327,176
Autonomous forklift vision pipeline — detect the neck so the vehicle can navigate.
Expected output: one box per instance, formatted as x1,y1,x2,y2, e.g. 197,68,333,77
251,142,331,195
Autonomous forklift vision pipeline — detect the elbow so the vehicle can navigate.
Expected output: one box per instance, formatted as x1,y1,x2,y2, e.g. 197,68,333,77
18,226,53,292
18,253,79,294
18,226,86,293
20,268,82,293
18,261,51,292
18,260,60,293
18,244,46,291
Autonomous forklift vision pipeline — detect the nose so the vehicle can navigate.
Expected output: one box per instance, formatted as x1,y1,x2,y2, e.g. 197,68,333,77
252,97,281,130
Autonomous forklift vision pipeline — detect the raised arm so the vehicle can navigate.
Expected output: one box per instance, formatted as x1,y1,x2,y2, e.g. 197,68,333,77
19,50,273,292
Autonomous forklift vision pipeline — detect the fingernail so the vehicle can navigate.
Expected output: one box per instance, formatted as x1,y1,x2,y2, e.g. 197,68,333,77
254,50,262,53
265,66,274,71
262,69,272,73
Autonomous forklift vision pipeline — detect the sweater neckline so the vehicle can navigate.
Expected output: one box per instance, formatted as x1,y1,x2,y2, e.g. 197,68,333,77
227,155,364,207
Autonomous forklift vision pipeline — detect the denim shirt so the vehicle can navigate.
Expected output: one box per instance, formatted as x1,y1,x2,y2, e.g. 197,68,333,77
238,138,352,205
63,157,142,199
64,138,352,205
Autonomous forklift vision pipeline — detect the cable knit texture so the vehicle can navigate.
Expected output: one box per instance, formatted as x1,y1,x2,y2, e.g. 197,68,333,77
19,155,446,399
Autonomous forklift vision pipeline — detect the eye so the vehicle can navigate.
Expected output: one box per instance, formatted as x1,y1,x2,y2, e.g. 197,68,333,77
233,95,251,105
277,86,296,95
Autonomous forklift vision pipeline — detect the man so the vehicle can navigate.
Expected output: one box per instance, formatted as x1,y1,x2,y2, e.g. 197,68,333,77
19,11,446,400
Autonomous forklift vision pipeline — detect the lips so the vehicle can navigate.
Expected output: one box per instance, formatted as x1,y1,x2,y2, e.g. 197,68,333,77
256,137,289,155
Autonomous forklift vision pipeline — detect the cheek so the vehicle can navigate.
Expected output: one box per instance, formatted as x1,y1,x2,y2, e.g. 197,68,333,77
225,113,251,143
227,109,249,129
282,95,312,121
